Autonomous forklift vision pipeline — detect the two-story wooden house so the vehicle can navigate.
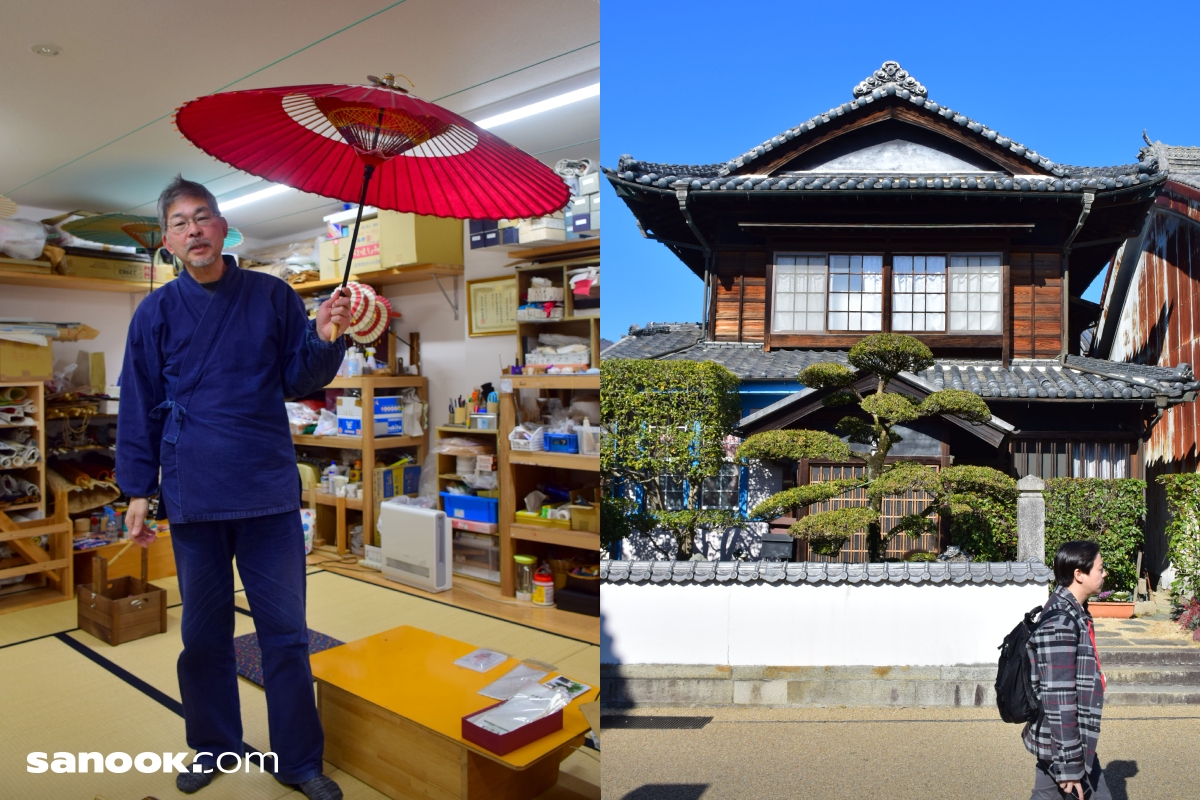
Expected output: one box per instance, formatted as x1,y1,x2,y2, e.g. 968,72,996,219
603,61,1200,566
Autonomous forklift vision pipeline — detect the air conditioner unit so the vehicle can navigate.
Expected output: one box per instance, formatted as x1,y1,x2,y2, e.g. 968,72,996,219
378,502,451,593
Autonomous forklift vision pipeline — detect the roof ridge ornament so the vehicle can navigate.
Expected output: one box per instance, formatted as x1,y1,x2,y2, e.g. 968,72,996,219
853,61,926,99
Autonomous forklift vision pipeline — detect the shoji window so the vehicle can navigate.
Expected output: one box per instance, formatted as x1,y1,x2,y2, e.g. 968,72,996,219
948,255,1002,332
893,255,947,332
1013,439,1133,480
773,255,827,332
828,255,883,331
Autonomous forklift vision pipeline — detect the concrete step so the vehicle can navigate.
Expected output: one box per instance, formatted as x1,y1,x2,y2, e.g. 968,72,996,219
1105,667,1200,686
1099,648,1200,666
1103,684,1200,705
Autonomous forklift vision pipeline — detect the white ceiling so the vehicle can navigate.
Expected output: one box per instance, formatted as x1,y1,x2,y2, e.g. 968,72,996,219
1,0,599,246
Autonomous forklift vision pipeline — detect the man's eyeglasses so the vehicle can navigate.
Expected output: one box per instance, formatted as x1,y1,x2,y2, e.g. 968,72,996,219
166,212,221,234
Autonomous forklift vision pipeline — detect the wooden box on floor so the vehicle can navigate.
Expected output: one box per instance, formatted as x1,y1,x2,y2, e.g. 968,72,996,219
76,546,167,646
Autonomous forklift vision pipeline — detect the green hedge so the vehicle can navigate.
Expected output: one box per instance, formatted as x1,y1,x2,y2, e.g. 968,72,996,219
1159,473,1200,599
1045,478,1146,592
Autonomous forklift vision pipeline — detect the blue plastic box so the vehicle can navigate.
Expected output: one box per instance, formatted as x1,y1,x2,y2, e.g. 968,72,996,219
543,432,580,454
440,493,500,523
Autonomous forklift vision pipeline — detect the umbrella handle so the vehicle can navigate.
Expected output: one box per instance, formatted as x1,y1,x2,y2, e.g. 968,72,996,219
333,162,377,340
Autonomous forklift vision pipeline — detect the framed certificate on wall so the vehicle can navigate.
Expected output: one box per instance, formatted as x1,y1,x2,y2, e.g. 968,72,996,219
467,275,518,337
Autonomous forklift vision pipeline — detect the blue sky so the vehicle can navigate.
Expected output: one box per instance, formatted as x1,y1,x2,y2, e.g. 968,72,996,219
599,0,1200,343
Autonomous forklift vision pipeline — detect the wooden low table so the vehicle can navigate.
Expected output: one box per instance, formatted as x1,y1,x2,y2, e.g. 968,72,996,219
310,625,597,800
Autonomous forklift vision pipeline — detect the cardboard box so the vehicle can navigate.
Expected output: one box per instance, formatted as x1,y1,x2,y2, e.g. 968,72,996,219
589,193,600,213
337,396,402,416
61,253,174,284
319,238,341,281
337,414,403,437
500,227,520,245
75,351,106,394
569,195,590,214
0,340,53,381
362,211,465,273
374,464,421,499
571,213,592,232
578,172,601,195
567,504,599,533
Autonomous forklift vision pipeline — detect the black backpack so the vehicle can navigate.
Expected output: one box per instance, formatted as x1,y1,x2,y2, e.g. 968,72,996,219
995,604,1066,724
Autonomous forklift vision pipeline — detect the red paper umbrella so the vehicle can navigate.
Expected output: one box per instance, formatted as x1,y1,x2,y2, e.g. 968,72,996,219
175,75,569,220
176,74,570,336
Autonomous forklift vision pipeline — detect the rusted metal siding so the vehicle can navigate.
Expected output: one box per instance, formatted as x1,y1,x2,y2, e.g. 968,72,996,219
1106,185,1200,576
1108,193,1200,467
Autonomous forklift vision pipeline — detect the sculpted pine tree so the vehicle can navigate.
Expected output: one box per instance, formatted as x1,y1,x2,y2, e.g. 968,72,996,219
737,333,1010,562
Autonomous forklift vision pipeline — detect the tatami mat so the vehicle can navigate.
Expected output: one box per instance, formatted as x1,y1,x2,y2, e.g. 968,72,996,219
0,565,598,800
0,636,295,800
255,570,596,673
0,594,80,647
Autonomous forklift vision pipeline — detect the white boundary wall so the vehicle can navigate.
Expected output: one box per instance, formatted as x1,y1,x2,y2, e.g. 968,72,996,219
601,580,1048,666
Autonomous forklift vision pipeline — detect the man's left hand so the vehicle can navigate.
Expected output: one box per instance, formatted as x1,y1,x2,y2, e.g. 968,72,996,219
317,287,352,342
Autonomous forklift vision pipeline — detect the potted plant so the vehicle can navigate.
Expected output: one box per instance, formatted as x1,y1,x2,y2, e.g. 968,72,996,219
1088,589,1135,619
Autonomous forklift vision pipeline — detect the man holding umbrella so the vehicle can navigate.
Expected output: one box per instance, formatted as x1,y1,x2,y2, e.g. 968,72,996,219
117,175,349,799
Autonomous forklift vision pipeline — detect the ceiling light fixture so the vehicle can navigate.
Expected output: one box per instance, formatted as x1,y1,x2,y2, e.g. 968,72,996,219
475,84,599,130
218,183,292,212
31,43,63,56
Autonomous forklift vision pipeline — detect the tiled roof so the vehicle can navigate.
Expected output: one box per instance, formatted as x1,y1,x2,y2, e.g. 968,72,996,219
602,325,1200,400
600,322,703,360
602,559,1054,585
607,61,1163,195
1142,141,1200,191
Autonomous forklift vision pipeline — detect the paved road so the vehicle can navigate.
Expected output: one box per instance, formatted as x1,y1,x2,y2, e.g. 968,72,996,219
601,705,1200,799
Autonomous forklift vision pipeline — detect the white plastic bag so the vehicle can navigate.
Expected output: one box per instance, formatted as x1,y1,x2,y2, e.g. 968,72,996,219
0,219,48,260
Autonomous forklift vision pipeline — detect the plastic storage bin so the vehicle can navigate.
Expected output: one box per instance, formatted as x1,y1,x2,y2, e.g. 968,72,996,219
543,432,579,454
452,531,500,583
440,493,499,523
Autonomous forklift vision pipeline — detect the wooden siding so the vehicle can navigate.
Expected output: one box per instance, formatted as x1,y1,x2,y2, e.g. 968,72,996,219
712,251,767,342
1010,252,1063,358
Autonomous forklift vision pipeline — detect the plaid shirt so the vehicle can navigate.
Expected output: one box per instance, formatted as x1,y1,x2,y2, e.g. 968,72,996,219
1022,586,1105,782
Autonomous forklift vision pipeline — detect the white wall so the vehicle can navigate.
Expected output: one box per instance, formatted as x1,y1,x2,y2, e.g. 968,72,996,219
601,580,1047,666
382,226,519,431
0,285,142,385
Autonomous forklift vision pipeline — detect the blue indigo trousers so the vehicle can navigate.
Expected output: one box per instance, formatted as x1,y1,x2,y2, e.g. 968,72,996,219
171,510,322,784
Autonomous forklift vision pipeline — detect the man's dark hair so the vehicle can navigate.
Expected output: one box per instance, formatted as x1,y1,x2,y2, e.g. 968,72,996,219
1053,540,1101,587
157,174,221,233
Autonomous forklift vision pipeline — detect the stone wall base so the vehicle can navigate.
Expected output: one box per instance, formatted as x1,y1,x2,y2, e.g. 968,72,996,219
601,663,998,709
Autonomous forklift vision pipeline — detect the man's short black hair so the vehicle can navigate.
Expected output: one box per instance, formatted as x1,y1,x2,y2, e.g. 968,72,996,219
1053,540,1101,587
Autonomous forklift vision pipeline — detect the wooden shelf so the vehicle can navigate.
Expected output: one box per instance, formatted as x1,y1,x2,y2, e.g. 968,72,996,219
291,263,464,295
508,451,599,471
0,501,41,512
324,375,427,389
302,489,364,511
292,434,425,450
0,268,163,293
509,523,601,550
507,374,599,390
435,425,499,435
506,239,600,263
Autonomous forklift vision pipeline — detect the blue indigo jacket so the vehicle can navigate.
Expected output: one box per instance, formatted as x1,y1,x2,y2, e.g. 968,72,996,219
116,258,344,522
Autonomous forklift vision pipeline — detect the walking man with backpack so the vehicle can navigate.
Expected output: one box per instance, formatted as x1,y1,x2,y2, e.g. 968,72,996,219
1024,540,1111,799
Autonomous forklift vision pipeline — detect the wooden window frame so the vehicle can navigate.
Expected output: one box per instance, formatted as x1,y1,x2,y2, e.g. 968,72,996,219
769,249,1005,340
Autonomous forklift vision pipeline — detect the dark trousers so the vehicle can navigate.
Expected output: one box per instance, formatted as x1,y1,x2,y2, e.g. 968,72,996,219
172,510,322,784
1031,755,1111,799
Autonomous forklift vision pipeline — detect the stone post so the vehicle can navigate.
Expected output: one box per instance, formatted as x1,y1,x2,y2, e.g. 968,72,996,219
1016,475,1046,563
